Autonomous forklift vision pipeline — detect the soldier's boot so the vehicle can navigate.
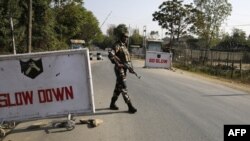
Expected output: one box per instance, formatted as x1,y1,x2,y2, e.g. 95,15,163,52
127,102,137,114
110,96,119,110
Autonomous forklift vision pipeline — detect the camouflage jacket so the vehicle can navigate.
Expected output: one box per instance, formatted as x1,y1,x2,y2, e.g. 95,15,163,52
111,41,131,63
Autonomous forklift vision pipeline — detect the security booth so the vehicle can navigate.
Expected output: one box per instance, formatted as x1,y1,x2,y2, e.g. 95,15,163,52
70,39,85,49
146,39,163,52
145,39,172,69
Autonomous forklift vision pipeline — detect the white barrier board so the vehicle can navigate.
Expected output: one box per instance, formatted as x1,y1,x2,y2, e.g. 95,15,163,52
0,49,95,121
145,51,172,69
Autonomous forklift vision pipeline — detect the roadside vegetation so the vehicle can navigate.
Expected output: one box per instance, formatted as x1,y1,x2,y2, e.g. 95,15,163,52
0,0,102,53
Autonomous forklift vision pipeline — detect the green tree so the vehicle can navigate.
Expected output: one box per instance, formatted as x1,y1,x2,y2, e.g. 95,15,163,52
55,3,85,42
99,25,116,49
232,28,246,42
102,35,114,49
75,11,101,44
106,24,116,37
152,0,197,44
32,0,60,51
51,0,83,8
0,0,36,53
54,2,102,47
216,28,249,50
194,0,232,48
0,0,102,53
130,29,143,45
149,30,159,39
0,0,11,53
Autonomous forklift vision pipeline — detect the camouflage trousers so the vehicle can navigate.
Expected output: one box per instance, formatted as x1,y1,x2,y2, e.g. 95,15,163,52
112,66,130,103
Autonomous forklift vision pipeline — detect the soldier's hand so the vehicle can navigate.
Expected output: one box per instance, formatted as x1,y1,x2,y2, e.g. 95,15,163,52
128,69,134,73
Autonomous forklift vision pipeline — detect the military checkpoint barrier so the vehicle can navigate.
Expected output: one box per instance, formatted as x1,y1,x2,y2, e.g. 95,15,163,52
145,39,172,69
145,51,172,69
0,49,95,137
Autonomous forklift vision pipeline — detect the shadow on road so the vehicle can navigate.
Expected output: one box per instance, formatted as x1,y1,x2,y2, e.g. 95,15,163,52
92,108,128,115
202,94,249,97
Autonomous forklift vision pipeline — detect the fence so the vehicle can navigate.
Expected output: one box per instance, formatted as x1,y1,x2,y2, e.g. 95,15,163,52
172,48,250,82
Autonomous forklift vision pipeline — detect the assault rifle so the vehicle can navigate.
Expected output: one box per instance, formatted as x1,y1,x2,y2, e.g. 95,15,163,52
108,51,141,79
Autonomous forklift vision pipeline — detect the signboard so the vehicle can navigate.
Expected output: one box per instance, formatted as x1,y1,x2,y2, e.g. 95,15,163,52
145,51,172,69
0,49,95,121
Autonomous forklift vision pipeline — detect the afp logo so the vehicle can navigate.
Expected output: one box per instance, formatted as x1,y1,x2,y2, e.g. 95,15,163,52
224,125,250,141
20,58,43,79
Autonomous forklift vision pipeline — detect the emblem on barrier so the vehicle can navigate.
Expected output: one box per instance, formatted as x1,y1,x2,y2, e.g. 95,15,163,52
20,59,43,79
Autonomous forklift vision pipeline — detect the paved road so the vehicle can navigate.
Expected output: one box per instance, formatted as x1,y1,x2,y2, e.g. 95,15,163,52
2,57,250,141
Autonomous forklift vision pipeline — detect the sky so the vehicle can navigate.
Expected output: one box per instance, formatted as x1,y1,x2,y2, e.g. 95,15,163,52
84,0,250,37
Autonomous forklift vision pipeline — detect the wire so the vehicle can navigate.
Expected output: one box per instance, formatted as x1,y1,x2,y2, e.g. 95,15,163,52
100,11,112,28
226,24,250,27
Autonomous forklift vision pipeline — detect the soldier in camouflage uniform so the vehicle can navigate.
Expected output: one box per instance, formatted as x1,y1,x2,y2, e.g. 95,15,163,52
108,32,137,114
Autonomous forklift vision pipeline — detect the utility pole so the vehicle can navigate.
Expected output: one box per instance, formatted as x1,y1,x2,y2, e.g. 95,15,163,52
10,17,16,54
143,26,147,50
28,0,32,53
143,26,147,67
